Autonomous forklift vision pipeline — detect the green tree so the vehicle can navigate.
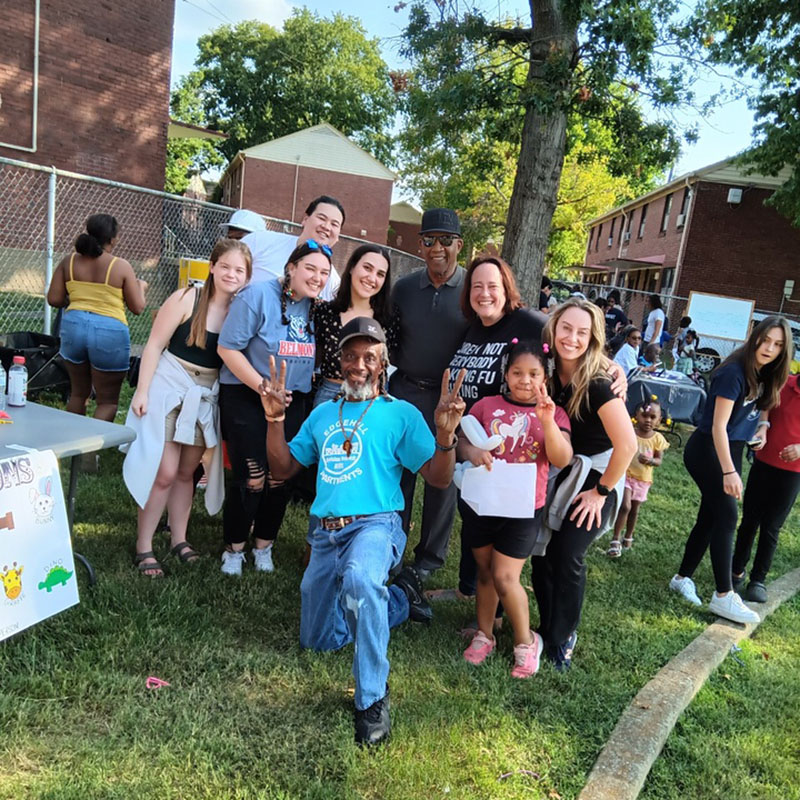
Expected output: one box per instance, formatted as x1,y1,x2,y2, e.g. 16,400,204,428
401,1,702,298
190,9,397,164
165,72,226,195
694,0,800,225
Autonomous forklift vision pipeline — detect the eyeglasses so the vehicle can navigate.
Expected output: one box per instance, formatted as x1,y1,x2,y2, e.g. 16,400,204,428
421,235,458,248
306,239,333,258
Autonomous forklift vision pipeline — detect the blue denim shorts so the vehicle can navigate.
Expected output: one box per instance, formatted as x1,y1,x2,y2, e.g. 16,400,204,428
60,310,130,372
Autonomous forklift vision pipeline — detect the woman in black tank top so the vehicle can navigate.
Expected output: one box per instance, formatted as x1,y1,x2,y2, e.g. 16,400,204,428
122,240,252,577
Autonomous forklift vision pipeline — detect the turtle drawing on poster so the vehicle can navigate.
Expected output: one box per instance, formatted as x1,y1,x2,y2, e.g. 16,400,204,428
0,449,79,642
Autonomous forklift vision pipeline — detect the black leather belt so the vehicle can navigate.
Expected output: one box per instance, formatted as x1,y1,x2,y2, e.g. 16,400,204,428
320,515,367,531
399,372,440,391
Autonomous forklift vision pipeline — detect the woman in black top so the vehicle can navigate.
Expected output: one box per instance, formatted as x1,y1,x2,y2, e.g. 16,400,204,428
530,298,636,669
312,244,396,406
124,239,251,576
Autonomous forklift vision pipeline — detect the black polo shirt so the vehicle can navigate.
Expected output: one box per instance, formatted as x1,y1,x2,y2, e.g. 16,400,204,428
390,266,469,382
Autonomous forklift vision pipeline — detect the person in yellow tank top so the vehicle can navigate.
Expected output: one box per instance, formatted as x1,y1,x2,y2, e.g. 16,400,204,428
47,214,147,421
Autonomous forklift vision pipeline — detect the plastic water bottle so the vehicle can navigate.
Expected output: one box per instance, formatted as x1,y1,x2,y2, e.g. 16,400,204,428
0,362,6,411
7,356,27,407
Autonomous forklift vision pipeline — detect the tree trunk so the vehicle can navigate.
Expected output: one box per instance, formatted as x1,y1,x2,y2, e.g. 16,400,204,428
502,0,576,302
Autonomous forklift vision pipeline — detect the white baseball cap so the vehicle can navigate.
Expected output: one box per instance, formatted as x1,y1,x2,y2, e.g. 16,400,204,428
219,209,266,234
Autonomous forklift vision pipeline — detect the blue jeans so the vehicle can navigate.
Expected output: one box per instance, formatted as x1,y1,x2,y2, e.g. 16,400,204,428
313,378,342,407
60,309,130,371
300,512,409,711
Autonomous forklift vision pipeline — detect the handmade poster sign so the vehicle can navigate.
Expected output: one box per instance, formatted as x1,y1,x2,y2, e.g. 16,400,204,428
0,449,79,642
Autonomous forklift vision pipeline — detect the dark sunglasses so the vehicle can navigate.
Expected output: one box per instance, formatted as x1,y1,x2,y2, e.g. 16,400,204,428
421,234,458,248
306,239,333,258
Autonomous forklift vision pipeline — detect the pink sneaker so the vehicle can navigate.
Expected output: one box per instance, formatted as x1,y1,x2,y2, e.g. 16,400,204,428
510,632,544,678
463,630,495,665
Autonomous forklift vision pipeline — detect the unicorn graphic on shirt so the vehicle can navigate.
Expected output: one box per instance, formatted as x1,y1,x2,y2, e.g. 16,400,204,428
490,411,529,454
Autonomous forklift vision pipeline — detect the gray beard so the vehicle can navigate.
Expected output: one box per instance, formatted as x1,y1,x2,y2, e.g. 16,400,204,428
342,376,378,401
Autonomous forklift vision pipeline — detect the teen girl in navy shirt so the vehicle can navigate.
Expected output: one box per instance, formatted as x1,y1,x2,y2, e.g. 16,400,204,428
669,316,792,624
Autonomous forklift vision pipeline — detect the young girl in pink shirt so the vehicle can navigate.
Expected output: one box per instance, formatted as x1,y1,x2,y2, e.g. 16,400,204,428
458,340,572,677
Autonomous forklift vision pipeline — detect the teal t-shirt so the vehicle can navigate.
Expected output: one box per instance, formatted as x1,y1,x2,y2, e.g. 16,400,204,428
289,396,435,518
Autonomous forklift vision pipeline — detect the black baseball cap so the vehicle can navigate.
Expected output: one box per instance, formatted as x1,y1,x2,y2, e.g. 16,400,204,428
338,317,386,348
419,208,461,236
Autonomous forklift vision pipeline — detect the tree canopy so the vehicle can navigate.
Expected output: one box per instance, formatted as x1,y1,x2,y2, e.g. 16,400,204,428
166,9,398,191
694,0,800,225
165,72,226,195
400,0,705,298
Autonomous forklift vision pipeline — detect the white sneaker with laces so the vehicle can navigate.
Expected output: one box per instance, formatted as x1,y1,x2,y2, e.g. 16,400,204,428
708,591,760,624
221,549,246,576
669,574,702,606
252,544,275,573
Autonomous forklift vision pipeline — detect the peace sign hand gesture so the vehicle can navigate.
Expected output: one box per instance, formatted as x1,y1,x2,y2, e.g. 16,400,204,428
534,382,556,425
434,368,467,439
259,355,292,421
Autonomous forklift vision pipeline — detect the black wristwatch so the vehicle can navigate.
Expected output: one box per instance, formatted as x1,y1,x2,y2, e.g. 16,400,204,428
595,482,612,497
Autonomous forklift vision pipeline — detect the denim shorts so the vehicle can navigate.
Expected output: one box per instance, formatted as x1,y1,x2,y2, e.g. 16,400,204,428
60,309,130,372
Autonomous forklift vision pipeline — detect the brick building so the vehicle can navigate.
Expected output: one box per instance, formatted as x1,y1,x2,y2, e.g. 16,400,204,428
387,201,422,256
219,124,395,243
0,0,175,190
581,159,800,320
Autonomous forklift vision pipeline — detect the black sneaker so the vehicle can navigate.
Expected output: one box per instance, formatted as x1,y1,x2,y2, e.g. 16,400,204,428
354,692,391,747
745,580,767,603
393,565,433,623
732,572,747,594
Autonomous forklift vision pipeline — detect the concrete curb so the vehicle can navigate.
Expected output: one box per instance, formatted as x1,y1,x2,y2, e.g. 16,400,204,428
578,567,800,800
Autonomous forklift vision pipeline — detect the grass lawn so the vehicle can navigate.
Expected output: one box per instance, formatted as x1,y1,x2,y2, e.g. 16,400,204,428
1,397,799,800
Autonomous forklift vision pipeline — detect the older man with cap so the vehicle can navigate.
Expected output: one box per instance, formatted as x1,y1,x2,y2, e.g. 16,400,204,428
241,195,343,301
219,208,267,240
260,316,466,746
389,208,470,589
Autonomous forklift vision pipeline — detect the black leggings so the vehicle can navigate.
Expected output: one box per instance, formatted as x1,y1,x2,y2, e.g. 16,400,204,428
732,458,800,584
530,468,616,656
678,431,745,593
219,383,309,546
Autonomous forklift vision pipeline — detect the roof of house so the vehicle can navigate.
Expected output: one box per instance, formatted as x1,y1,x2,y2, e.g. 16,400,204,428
588,156,793,226
389,201,423,225
228,123,395,182
168,119,227,141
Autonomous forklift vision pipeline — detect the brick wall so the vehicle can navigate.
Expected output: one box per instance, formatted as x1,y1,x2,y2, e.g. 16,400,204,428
586,189,686,268
0,0,174,190
239,159,393,243
387,219,420,255
678,182,800,311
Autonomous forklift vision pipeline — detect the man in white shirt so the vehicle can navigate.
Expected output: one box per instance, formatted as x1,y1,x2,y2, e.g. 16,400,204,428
241,195,343,302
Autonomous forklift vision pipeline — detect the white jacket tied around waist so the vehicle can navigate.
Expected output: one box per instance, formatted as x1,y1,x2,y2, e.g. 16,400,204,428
121,350,224,514
531,449,626,557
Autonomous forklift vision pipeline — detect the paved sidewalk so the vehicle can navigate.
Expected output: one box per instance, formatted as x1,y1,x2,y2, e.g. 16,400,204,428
578,567,800,800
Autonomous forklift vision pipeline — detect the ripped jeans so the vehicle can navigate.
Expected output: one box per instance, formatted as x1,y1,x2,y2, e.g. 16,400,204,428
219,382,309,546
300,512,409,711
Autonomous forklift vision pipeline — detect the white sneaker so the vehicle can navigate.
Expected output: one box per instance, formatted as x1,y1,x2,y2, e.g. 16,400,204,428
221,549,246,576
708,591,760,625
669,574,702,606
252,544,275,573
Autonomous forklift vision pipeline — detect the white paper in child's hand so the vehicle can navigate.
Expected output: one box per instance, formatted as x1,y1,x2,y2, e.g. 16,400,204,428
461,460,537,518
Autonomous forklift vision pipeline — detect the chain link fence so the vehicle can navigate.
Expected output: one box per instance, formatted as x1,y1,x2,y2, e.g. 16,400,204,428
0,156,424,348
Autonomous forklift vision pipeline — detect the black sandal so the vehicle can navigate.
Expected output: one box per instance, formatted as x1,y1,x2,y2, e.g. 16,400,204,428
135,551,165,578
169,541,200,563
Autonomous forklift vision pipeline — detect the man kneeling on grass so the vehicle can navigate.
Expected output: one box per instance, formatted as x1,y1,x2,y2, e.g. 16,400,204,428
260,317,466,746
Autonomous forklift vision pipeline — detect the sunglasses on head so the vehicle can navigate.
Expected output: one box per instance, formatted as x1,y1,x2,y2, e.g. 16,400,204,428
421,234,458,248
306,239,333,258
